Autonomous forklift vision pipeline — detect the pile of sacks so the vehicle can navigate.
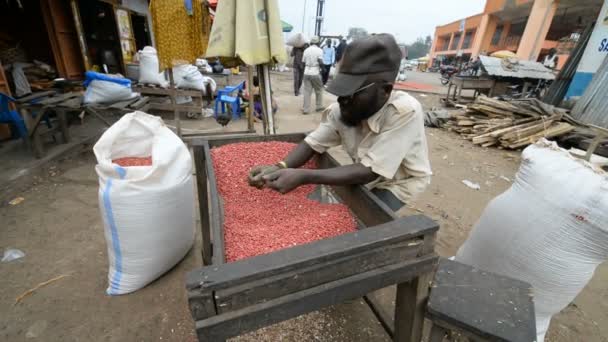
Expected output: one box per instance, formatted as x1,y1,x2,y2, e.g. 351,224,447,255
138,46,216,95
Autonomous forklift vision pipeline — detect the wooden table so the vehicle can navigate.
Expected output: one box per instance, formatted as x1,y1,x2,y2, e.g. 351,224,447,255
446,76,496,103
186,133,439,342
16,91,150,158
132,83,212,137
427,259,536,341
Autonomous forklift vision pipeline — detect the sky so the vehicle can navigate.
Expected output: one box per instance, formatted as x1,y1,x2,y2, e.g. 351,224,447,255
277,0,486,44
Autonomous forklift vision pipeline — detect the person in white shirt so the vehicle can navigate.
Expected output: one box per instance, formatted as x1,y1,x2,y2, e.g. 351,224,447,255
321,39,336,84
301,36,324,114
543,48,559,70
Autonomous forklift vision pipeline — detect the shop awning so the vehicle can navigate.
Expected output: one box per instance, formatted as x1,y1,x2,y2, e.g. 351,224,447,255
282,20,293,32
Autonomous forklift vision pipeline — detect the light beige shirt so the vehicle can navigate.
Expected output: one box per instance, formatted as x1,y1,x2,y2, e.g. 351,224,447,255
302,45,323,76
305,91,432,203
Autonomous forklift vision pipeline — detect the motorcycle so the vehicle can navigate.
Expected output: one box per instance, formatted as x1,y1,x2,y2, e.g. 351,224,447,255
440,65,459,85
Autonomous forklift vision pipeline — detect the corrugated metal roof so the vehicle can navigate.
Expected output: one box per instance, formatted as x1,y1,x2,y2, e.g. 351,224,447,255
571,55,608,128
480,56,556,80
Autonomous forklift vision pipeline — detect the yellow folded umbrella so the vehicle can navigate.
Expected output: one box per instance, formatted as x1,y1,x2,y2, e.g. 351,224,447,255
206,0,287,66
490,50,517,59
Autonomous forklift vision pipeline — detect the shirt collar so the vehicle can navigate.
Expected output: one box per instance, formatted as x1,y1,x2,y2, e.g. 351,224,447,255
365,92,395,133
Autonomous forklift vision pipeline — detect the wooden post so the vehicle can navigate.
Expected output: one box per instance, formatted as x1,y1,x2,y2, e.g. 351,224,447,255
393,233,436,342
168,68,181,137
247,66,255,132
56,108,70,143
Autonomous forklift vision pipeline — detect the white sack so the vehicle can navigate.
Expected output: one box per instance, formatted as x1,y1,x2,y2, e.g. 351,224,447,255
94,112,195,295
173,64,216,94
455,139,608,341
286,33,308,47
83,80,137,104
138,46,168,87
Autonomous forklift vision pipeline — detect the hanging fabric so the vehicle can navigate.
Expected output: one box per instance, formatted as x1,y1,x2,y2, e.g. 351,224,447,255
150,0,211,70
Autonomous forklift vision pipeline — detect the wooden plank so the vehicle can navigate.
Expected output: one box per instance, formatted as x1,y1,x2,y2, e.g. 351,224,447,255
202,141,225,265
188,291,217,321
148,102,203,112
37,92,81,106
195,256,438,341
56,108,70,143
195,133,307,148
186,215,437,292
132,85,204,97
15,91,57,104
109,97,139,109
59,97,83,109
193,145,212,265
426,259,536,342
394,233,436,342
214,238,425,313
364,291,396,338
129,96,150,109
319,154,397,227
84,107,113,127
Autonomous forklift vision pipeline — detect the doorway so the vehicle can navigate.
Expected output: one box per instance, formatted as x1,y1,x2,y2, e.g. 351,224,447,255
131,13,151,52
76,0,123,74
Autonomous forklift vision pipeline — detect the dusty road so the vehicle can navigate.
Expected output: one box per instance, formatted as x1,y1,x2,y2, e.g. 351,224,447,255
1,72,606,341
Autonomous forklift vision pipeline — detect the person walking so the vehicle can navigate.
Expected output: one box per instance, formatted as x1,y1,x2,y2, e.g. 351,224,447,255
301,36,324,114
291,43,307,96
321,39,335,84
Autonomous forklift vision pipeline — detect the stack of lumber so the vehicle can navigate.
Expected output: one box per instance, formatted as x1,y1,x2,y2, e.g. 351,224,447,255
446,96,576,149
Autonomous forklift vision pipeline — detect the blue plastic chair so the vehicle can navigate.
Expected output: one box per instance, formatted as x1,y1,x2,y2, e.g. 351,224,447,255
0,92,27,140
214,81,246,119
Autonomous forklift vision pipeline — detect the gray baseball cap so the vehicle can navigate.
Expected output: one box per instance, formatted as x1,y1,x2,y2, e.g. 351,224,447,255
327,34,402,97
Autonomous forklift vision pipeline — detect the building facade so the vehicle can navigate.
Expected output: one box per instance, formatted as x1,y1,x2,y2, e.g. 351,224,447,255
429,0,604,70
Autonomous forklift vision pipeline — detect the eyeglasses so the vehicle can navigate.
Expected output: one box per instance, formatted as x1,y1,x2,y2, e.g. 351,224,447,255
337,82,376,105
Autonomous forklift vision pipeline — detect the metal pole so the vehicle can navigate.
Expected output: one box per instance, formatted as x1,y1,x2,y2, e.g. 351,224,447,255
247,66,255,132
302,0,307,32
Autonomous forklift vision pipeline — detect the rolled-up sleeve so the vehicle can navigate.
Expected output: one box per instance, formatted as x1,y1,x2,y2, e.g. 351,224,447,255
304,106,341,153
360,108,417,179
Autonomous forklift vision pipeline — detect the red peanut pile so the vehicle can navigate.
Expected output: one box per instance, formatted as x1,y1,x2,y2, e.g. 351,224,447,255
211,142,357,262
112,156,153,167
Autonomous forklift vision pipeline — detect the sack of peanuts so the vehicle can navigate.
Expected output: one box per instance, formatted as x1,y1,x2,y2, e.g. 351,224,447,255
455,139,608,342
93,112,195,295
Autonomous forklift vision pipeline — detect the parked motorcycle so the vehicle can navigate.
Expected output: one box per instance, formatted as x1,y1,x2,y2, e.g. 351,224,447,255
440,65,459,85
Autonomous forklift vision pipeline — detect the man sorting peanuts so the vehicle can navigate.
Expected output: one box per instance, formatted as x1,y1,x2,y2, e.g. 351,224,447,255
248,34,431,211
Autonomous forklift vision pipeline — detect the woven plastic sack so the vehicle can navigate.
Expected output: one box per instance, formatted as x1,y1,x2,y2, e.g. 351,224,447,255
286,33,308,47
456,139,608,341
83,71,136,104
94,112,195,295
138,46,168,87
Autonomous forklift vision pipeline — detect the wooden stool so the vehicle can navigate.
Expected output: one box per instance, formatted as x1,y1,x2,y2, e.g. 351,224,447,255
426,259,536,342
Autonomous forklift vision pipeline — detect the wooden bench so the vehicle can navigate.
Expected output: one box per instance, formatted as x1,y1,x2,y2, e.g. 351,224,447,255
427,259,536,342
186,133,439,341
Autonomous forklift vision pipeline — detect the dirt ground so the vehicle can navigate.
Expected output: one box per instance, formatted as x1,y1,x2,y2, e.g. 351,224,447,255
1,72,607,342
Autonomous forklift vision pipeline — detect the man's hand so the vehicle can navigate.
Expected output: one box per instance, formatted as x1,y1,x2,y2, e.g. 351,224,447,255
263,169,307,194
248,165,280,188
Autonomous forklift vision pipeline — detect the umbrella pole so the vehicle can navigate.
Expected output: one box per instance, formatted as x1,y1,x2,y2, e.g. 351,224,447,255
247,66,255,132
261,64,275,134
256,65,268,134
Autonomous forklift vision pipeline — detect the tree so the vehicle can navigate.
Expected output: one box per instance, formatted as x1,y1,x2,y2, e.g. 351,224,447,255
405,35,433,60
347,27,369,41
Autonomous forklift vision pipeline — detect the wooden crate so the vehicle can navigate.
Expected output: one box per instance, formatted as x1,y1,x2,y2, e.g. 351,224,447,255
187,133,439,341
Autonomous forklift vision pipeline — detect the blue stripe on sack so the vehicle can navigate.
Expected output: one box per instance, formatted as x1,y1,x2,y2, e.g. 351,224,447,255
103,166,126,295
115,165,126,179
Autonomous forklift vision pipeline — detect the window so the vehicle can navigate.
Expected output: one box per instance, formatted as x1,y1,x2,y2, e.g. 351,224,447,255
462,30,475,49
450,32,462,50
491,25,504,46
439,36,450,51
